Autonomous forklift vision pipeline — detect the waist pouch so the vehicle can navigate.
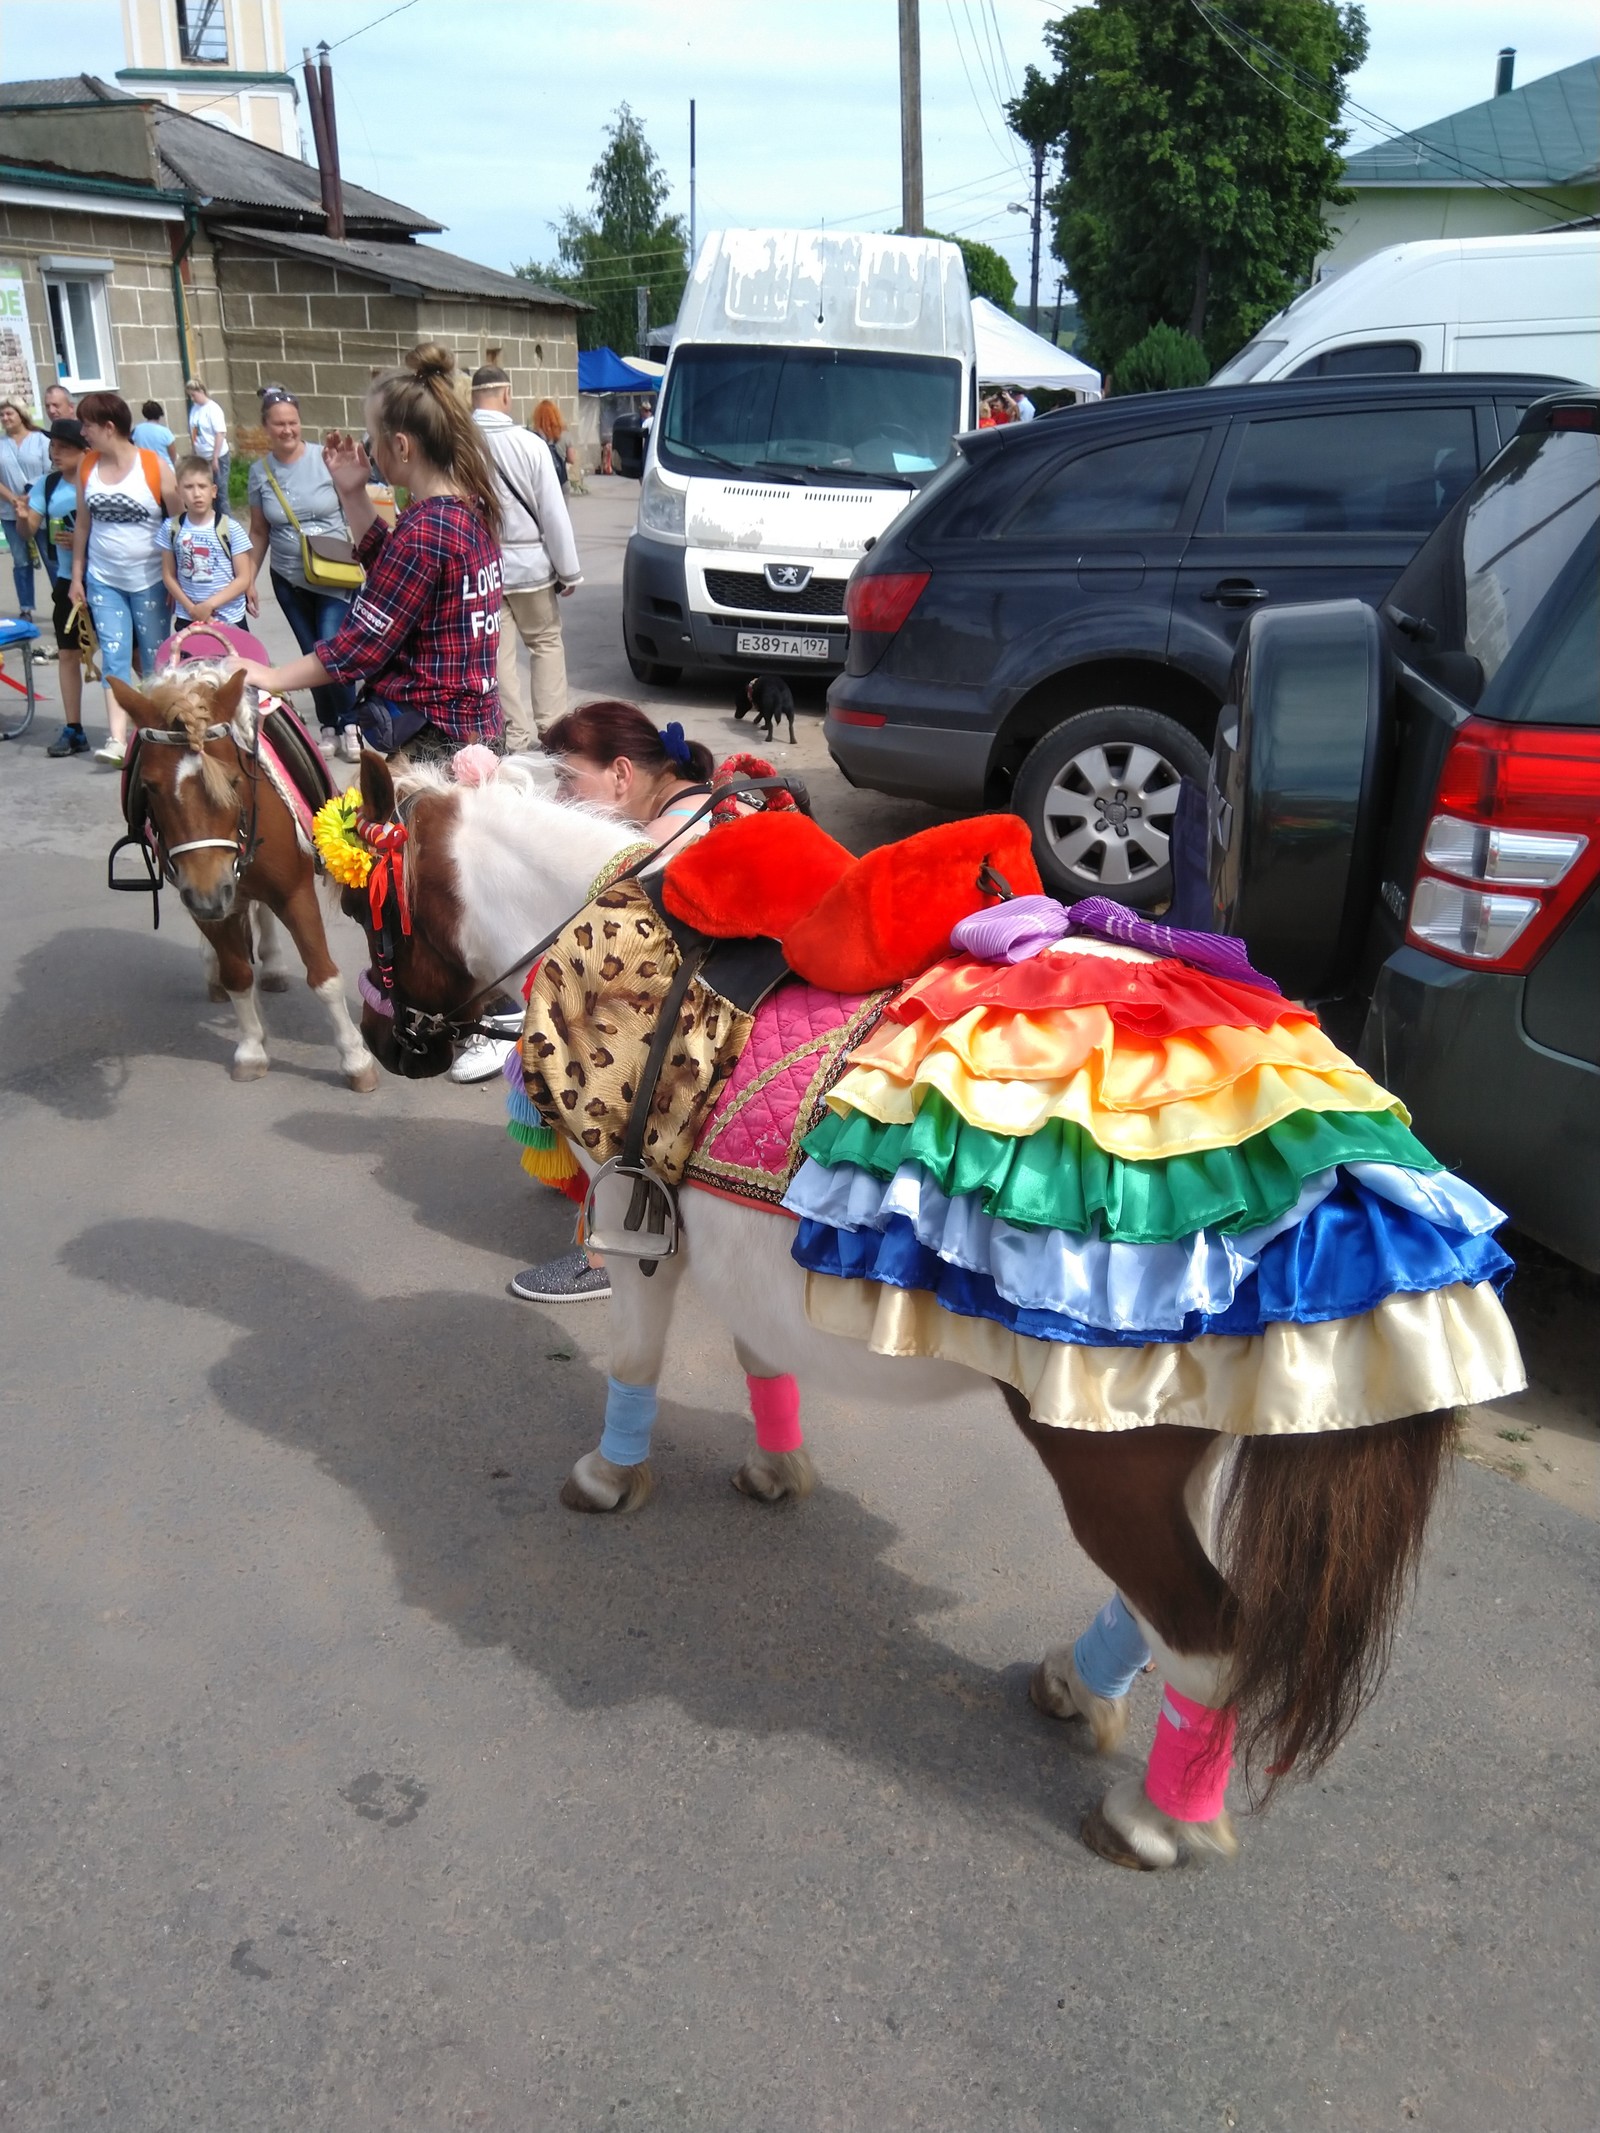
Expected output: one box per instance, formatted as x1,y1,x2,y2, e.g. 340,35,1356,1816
355,692,429,756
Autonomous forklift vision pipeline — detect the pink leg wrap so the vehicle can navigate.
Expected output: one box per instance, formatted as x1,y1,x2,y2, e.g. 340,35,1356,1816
1144,1686,1236,1824
747,1373,803,1455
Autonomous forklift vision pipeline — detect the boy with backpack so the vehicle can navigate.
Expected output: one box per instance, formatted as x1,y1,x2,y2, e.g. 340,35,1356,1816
157,456,253,631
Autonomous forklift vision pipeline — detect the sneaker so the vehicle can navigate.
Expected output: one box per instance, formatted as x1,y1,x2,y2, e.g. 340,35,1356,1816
337,728,363,763
32,643,57,664
449,1033,515,1084
93,737,126,765
46,724,90,757
510,1251,611,1304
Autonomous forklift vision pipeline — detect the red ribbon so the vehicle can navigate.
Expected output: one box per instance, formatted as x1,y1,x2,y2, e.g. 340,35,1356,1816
359,818,411,936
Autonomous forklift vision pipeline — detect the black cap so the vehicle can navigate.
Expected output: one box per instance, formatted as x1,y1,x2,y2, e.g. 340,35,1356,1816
48,417,85,448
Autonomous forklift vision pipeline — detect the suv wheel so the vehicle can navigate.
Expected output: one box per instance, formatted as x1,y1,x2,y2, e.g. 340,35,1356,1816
1013,706,1210,910
625,644,682,688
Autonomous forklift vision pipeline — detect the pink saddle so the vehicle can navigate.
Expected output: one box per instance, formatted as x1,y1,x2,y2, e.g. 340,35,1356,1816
156,619,271,669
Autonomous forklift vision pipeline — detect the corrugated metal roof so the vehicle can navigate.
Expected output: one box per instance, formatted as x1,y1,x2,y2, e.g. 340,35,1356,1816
1345,56,1599,189
0,73,436,231
212,225,586,310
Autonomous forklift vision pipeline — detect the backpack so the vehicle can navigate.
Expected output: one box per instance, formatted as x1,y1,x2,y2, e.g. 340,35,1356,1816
79,446,167,511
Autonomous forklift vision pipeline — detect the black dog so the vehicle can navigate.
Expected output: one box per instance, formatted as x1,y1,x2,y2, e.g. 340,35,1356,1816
736,675,796,745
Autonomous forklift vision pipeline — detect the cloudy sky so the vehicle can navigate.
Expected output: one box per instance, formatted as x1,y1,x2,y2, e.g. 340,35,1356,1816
2,0,1594,295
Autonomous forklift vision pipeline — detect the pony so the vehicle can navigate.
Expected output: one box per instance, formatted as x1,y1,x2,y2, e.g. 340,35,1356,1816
108,666,377,1093
343,747,1460,1871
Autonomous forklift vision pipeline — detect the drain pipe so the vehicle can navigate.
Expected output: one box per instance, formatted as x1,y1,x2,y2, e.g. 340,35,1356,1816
169,201,201,387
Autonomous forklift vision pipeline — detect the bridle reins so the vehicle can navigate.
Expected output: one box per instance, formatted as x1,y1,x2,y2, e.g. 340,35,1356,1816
359,772,810,1060
109,721,265,925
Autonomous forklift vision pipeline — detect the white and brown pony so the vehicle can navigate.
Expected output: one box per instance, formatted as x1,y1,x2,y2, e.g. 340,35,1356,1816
344,747,1454,1871
109,667,376,1092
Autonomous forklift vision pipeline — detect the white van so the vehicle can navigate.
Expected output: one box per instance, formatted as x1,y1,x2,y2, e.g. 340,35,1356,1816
1210,230,1599,388
623,229,975,685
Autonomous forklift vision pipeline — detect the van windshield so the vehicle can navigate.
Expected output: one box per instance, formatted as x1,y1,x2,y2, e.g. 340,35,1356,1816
657,345,963,487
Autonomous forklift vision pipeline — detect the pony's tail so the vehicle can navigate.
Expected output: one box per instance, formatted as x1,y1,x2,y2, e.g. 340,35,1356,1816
1219,1410,1455,1803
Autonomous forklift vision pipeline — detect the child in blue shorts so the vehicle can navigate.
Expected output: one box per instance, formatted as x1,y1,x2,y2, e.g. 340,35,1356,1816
157,455,252,631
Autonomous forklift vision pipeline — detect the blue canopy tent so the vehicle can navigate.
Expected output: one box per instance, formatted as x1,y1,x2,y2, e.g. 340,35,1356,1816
577,347,659,394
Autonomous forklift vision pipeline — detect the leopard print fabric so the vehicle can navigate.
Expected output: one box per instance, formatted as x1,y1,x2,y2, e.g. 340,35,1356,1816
519,876,754,1184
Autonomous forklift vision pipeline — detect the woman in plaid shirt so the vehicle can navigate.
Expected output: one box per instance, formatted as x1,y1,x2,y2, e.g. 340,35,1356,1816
238,344,505,762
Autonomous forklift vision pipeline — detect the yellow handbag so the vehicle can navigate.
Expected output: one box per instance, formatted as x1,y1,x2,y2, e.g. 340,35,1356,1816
263,464,364,592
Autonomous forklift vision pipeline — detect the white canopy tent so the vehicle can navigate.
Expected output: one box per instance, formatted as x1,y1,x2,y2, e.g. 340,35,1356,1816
972,297,1101,398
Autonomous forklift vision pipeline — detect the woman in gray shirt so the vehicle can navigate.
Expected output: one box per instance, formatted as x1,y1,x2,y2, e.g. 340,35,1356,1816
246,386,359,756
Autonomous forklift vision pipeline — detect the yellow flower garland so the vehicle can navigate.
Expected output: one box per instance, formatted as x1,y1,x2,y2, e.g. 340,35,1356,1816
312,788,374,890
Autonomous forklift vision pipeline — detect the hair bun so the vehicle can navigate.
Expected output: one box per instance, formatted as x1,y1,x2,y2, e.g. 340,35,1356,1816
406,341,455,383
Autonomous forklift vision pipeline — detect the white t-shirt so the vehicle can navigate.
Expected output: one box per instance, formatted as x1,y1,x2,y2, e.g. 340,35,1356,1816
84,454,166,592
189,399,228,460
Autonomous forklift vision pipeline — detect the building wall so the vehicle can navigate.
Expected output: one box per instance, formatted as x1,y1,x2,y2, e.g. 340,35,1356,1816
120,0,300,157
210,245,581,440
1319,183,1599,273
0,196,193,418
416,296,580,431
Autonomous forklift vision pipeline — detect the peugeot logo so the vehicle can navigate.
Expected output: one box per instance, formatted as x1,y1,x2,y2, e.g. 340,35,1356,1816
765,563,812,591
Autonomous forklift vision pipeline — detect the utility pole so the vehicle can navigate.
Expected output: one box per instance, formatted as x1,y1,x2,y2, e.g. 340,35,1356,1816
898,0,923,236
1052,276,1067,346
1028,139,1045,333
689,99,697,263
635,284,649,358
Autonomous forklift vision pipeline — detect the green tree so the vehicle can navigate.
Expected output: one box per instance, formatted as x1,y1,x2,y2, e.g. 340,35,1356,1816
1038,0,1367,372
517,105,689,354
1112,322,1213,392
924,229,1017,309
1004,64,1069,326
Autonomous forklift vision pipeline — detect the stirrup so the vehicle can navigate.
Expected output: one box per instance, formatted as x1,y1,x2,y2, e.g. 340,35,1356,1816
580,1155,680,1271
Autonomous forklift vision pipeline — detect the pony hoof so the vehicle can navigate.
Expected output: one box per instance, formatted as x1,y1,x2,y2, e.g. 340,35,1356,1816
345,1060,380,1094
207,982,229,1003
230,1054,269,1082
559,1450,653,1515
732,1447,816,1504
1081,1802,1160,1872
1030,1648,1128,1754
259,970,291,993
1081,1777,1239,1871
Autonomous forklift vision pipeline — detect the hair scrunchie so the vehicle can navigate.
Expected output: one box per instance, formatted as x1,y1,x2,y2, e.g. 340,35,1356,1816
661,721,693,770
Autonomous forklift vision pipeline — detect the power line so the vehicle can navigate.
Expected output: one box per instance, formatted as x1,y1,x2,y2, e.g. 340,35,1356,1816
1192,1,1577,224
946,0,1026,177
176,0,421,122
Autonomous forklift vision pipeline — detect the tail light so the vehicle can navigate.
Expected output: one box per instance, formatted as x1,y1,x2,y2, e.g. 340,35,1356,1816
845,570,929,636
1406,719,1600,972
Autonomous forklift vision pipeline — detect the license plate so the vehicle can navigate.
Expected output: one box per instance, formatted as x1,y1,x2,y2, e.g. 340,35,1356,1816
735,631,833,659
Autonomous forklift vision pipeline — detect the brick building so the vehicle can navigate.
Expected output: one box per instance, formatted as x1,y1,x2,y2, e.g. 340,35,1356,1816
0,73,581,443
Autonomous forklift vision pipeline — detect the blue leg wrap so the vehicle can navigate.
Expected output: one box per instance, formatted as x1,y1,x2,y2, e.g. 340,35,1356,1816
598,1376,658,1468
1073,1592,1151,1702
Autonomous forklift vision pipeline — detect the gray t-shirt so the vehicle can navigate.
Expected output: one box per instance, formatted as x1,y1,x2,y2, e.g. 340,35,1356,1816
248,447,349,590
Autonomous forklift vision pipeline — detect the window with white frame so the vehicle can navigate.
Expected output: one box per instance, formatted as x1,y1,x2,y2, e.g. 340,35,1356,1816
42,272,115,392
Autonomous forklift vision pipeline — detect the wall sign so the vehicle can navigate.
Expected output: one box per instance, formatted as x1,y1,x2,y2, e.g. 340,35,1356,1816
0,261,44,415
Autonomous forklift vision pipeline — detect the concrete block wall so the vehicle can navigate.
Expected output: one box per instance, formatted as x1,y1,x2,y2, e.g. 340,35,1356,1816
0,201,193,419
416,296,580,435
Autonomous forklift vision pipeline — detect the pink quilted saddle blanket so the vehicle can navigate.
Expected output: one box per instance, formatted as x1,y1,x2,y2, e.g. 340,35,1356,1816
685,978,890,1213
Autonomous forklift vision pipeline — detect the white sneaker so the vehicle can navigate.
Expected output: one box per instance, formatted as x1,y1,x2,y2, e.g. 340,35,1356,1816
94,737,126,765
449,1034,515,1084
337,729,363,763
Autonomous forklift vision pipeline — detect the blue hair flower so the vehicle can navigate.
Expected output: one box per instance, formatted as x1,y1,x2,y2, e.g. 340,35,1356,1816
661,720,693,769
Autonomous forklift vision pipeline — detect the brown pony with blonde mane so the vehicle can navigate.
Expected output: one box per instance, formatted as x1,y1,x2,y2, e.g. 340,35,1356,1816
110,665,376,1091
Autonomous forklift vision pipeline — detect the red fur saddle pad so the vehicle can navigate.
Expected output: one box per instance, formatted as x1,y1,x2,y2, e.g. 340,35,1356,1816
685,977,892,1213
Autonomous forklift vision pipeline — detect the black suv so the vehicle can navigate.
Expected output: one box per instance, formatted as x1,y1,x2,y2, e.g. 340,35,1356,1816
827,373,1573,909
1209,393,1599,1271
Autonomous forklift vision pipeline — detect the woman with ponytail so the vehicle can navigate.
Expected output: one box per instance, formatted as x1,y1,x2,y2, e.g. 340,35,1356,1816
237,343,506,762
542,699,716,849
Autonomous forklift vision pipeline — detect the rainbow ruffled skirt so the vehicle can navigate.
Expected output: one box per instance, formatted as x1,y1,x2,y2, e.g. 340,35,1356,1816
782,913,1526,1435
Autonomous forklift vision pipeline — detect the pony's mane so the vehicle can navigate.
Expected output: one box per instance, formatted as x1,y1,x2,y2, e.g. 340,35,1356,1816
144,659,250,810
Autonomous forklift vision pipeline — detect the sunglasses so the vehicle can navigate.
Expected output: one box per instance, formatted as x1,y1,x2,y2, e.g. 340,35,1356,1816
260,388,300,409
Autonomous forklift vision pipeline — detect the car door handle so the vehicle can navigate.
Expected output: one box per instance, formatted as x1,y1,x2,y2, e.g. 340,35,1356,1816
1201,578,1269,606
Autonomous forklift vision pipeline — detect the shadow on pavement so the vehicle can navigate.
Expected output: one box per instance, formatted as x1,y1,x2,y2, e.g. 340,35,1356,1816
0,924,370,1117
60,1214,1107,1854
274,1107,573,1265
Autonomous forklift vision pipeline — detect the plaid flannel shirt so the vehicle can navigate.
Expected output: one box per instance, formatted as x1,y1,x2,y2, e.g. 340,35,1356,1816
316,496,503,742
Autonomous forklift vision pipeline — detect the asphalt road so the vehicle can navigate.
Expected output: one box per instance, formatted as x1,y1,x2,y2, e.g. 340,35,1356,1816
0,487,1595,2132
